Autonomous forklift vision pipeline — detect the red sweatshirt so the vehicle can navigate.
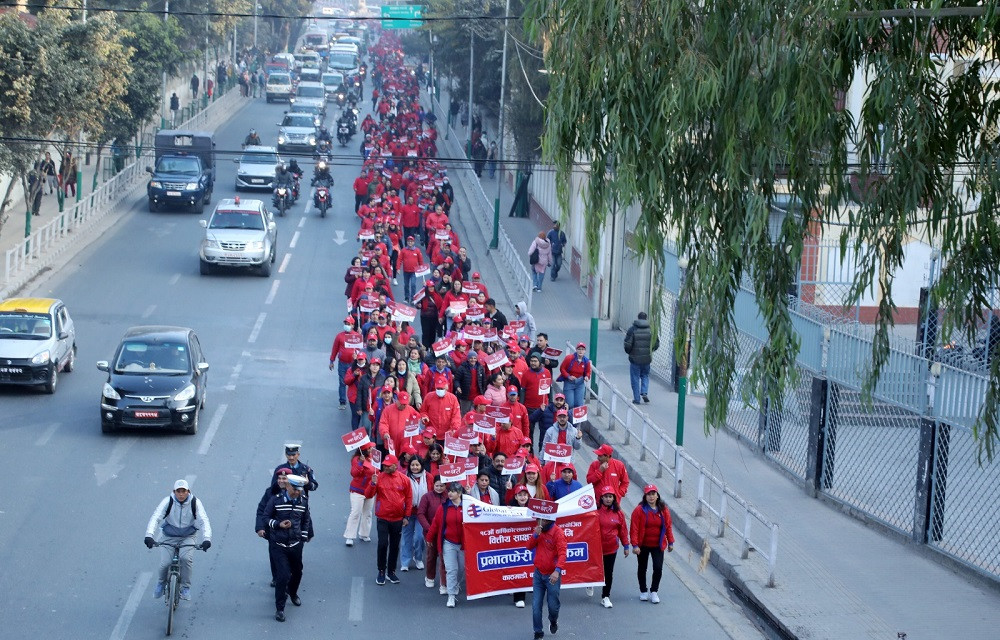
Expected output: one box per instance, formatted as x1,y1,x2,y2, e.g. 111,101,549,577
364,470,413,521
330,330,362,364
596,505,630,555
426,499,464,551
526,523,567,575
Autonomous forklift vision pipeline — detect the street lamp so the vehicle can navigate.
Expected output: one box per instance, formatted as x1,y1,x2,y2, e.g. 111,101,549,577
490,0,511,250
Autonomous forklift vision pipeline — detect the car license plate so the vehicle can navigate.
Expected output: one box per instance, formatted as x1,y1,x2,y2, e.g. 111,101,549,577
223,252,244,258
251,178,264,184
166,190,182,196
0,367,23,374
134,411,160,419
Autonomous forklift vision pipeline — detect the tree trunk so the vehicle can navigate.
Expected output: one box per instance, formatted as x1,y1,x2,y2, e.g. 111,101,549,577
0,176,17,235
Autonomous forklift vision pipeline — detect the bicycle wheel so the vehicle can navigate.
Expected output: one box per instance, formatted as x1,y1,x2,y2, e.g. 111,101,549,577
166,573,178,636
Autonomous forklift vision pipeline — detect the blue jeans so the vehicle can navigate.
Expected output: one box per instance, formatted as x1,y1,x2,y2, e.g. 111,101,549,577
337,361,351,405
550,253,563,279
562,378,585,409
532,569,560,634
532,269,545,291
399,516,425,569
403,271,416,302
629,363,650,402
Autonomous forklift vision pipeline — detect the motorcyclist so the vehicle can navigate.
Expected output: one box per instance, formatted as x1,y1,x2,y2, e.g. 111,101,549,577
287,158,303,200
274,162,294,205
312,161,333,207
243,129,261,148
316,125,332,145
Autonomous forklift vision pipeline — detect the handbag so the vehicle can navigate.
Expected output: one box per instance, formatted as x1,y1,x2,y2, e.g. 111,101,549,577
529,247,539,265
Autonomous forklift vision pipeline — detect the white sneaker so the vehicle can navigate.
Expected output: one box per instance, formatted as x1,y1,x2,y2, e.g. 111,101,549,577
639,591,649,601
425,578,435,588
585,587,594,597
360,537,371,543
515,600,525,608
601,597,613,608
650,592,660,604
446,595,456,608
400,566,409,572
345,538,354,547
439,585,447,595
393,278,398,285
415,560,425,569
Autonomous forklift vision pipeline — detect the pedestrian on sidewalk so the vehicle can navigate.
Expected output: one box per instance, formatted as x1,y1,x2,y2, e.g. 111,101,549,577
624,311,659,404
527,510,567,638
206,77,214,100
630,484,674,604
559,342,592,409
190,73,200,100
527,232,552,292
27,162,43,216
59,152,77,198
40,152,57,194
547,221,567,281
487,141,498,178
596,486,630,608
364,454,412,586
169,92,180,126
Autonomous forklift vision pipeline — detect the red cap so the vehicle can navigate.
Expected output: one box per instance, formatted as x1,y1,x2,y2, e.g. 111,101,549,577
344,316,355,324
520,437,532,445
525,463,539,473
435,376,449,389
401,445,417,455
594,444,614,456
383,454,400,466
556,408,569,417
513,484,529,495
370,357,382,365
360,442,376,450
455,339,468,347
472,272,480,278
519,334,530,342
406,235,415,241
368,329,379,337
397,391,410,404
444,257,454,264
576,342,586,349
382,384,394,392
554,393,565,400
600,485,615,496
355,351,368,360
276,467,293,476
465,413,476,424
423,427,437,439
506,385,518,395
643,484,659,495
472,395,489,406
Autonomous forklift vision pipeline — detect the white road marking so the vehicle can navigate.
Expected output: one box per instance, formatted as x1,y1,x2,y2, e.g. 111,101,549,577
289,230,301,248
333,230,347,245
298,217,306,228
278,253,291,273
304,189,314,215
248,312,266,343
94,437,137,485
108,571,152,640
348,576,364,622
34,422,60,447
197,403,229,455
265,279,281,304
185,474,197,488
142,304,156,319
225,351,249,390
168,273,181,285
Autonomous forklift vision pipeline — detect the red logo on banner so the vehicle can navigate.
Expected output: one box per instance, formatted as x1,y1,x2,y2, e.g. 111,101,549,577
463,457,480,476
371,448,383,470
483,351,510,370
486,405,511,424
463,325,485,340
578,495,595,510
444,435,469,458
503,456,525,475
433,336,455,357
507,320,526,332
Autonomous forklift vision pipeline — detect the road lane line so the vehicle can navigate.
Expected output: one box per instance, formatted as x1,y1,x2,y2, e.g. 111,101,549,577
142,304,156,319
304,190,314,215
289,230,301,248
248,312,266,343
185,474,197,488
35,422,60,446
278,253,291,273
348,576,364,622
168,273,181,285
109,571,152,640
298,217,306,228
265,279,281,304
225,354,246,391
197,403,229,455
94,437,137,485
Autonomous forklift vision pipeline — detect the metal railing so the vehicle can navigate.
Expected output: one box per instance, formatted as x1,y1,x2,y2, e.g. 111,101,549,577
573,341,780,587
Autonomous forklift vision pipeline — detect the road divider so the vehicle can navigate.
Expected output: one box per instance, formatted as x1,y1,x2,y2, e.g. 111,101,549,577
278,254,290,273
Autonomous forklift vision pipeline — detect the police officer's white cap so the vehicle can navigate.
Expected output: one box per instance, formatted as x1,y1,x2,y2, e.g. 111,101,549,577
286,475,307,488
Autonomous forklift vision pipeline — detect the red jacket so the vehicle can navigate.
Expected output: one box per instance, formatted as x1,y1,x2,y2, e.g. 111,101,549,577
488,424,525,458
364,469,413,521
426,499,464,551
630,504,674,551
506,400,529,435
400,203,421,228
519,367,552,410
527,523,567,575
353,175,372,196
379,403,421,456
417,489,448,532
596,504,629,555
560,355,592,381
420,390,461,435
586,458,629,499
349,455,376,494
330,330,362,364
397,246,425,273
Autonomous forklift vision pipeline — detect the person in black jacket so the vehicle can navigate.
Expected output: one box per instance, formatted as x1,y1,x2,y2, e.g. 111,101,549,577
484,298,507,334
257,468,291,587
264,475,314,622
454,351,487,412
623,312,659,404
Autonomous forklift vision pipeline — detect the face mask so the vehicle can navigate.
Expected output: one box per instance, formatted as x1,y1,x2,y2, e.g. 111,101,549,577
384,336,392,344
343,324,352,331
435,389,446,398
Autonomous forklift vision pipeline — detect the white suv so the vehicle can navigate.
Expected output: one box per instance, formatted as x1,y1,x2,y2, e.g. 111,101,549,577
199,198,278,277
266,72,293,103
234,146,281,191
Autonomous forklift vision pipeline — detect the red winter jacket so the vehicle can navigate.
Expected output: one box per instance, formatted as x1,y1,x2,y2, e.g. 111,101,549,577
519,367,552,410
426,498,464,551
349,454,376,494
379,403,421,456
630,504,674,551
353,175,372,196
420,390,461,435
526,523,567,575
397,246,425,273
560,355,592,381
586,458,630,499
596,504,629,555
364,469,413,521
330,330,362,364
488,424,525,458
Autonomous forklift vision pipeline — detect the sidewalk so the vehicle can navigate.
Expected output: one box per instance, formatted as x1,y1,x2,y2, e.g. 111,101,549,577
428,84,1000,639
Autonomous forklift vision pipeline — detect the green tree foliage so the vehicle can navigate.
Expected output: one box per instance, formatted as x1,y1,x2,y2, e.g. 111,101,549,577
525,1,1000,458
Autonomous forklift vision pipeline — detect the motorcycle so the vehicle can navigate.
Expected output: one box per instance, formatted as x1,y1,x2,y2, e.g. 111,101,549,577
335,91,346,107
314,184,331,217
273,186,290,217
337,122,351,146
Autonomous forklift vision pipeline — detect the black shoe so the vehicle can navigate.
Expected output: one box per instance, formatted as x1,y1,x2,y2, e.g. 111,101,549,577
534,634,544,640
642,394,650,403
289,594,301,606
376,571,386,585
549,619,558,634
632,399,642,404
275,610,285,622
270,579,276,588
387,572,400,584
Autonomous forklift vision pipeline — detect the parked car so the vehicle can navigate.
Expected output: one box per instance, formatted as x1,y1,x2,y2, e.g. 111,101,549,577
0,297,76,394
98,326,209,435
199,197,278,276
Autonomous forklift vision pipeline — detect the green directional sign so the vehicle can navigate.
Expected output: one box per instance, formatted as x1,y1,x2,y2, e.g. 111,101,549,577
381,5,423,29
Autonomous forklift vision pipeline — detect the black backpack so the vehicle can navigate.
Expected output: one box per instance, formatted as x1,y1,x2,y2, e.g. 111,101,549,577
163,496,198,520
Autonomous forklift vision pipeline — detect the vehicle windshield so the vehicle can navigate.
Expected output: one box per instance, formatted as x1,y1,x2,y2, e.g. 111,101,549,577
209,210,265,230
267,74,290,86
155,157,200,174
282,115,315,128
297,85,325,98
114,340,190,374
0,312,51,339
328,52,357,69
241,151,279,165
323,73,345,87
305,33,325,46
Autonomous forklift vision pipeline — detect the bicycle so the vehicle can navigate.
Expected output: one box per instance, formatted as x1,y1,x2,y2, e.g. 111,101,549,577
151,541,206,636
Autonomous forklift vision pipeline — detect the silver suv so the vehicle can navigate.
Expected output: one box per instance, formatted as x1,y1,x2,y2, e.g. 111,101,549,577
234,146,281,191
0,297,76,394
199,198,278,277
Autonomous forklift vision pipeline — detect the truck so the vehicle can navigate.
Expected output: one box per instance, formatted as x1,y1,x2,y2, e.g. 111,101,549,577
146,130,216,213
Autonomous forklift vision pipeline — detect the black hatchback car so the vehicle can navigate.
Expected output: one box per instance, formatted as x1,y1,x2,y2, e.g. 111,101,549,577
97,326,209,435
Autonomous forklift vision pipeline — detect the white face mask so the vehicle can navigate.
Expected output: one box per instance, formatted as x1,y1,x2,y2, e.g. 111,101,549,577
343,324,352,331
435,389,446,398
384,336,392,344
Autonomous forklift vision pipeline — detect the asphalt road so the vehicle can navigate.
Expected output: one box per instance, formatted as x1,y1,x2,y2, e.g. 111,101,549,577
0,93,762,640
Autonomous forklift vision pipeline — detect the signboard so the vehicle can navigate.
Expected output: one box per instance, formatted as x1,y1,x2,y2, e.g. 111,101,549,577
433,336,455,357
341,427,370,451
371,448,382,471
526,498,559,520
472,413,496,436
444,435,469,458
391,303,418,323
572,406,589,424
483,351,509,370
543,442,573,464
503,456,525,476
485,405,511,425
414,264,431,278
439,462,465,483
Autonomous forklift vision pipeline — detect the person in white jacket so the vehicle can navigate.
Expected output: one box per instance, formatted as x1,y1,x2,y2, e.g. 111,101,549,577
512,301,537,340
144,479,212,601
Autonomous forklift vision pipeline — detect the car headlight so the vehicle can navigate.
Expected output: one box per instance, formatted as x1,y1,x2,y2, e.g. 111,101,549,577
31,350,50,365
309,136,317,145
248,240,264,250
149,181,162,189
278,135,286,144
289,97,296,103
173,384,196,403
238,170,247,176
185,182,199,190
204,239,220,249
103,383,121,400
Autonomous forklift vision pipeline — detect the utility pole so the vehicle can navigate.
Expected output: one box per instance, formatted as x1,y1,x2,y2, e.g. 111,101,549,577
254,3,259,49
467,28,474,158
77,0,86,202
161,0,169,128
490,0,510,250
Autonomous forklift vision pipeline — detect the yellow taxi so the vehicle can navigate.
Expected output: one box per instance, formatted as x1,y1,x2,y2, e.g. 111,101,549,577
0,297,77,393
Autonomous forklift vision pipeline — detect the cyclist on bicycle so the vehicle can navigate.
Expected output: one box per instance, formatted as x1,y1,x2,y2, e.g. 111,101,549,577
145,479,212,601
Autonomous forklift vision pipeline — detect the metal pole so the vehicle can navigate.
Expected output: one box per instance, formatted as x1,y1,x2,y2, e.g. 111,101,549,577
467,28,474,157
428,28,434,116
675,257,689,447
161,0,169,128
254,3,259,49
491,0,510,250
77,0,86,201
